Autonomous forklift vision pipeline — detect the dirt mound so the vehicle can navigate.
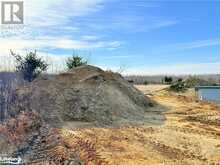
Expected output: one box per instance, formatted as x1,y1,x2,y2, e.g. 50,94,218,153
9,65,153,126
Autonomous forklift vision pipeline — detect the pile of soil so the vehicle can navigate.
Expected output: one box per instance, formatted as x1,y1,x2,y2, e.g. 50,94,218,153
9,65,153,126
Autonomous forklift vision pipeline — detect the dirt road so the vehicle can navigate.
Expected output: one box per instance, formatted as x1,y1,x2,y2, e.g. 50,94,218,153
61,85,220,165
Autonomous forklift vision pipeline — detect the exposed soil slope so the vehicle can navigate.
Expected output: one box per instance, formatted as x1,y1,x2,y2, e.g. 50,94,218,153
9,65,152,126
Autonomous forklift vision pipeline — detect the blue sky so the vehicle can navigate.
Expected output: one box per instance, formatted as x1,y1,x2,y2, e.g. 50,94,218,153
1,0,220,75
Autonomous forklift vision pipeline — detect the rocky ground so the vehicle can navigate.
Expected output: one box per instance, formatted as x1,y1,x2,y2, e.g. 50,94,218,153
1,84,220,164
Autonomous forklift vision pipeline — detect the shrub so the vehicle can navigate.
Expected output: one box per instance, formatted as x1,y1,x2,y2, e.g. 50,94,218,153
164,76,173,84
11,50,48,82
144,81,148,85
170,79,187,92
185,76,211,88
66,55,87,69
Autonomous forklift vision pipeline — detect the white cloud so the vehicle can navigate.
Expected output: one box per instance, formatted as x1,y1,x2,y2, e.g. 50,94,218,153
171,39,220,50
123,62,220,75
102,55,133,59
0,36,122,54
149,20,178,30
0,0,86,28
81,35,101,41
25,0,105,28
0,0,124,62
152,39,220,55
82,16,178,33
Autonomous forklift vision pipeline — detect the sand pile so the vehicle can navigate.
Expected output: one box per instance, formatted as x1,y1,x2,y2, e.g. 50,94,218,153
9,65,153,126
